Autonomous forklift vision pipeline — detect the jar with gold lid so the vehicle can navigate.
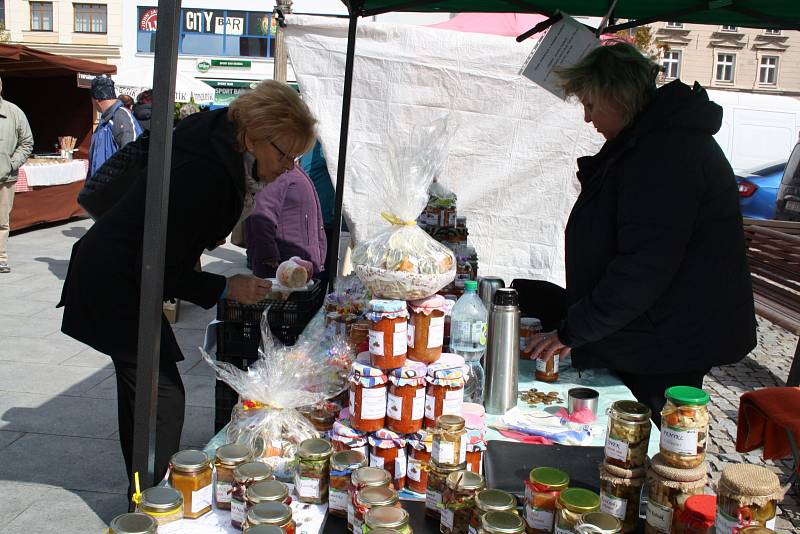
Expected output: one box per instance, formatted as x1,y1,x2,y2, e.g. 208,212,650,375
350,467,393,533
365,505,412,533
169,449,212,519
214,442,251,510
469,489,517,534
244,525,284,534
247,479,290,510
231,461,275,528
441,470,485,534
108,512,157,534
137,486,183,526
605,400,651,470
575,512,622,534
645,453,707,534
243,502,295,533
556,488,600,533
354,485,400,534
295,437,333,504
524,466,569,534
330,450,367,518
599,461,645,533
482,511,526,534
432,415,468,467
427,462,467,520
715,464,784,533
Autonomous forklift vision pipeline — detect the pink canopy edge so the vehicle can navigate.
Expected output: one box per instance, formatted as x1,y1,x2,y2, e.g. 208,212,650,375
427,13,624,42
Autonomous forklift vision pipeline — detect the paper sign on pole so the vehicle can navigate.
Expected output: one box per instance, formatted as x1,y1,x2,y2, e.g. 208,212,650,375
519,14,600,99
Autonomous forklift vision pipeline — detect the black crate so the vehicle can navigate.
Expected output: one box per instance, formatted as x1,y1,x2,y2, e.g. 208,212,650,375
213,353,256,433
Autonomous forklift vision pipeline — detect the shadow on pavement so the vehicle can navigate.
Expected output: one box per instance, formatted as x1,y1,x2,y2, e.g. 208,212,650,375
62,225,89,240
34,256,70,281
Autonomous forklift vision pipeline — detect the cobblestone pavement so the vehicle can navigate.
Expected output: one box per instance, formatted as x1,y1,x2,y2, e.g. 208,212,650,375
704,317,799,533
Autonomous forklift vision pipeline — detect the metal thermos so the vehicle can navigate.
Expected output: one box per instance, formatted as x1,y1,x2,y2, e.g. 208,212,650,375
478,277,505,312
484,288,520,415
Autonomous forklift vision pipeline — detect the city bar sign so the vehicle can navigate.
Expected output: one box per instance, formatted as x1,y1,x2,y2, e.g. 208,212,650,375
183,9,244,35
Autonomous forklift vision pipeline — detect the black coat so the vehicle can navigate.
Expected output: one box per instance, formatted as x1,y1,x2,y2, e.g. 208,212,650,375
60,109,245,364
558,81,757,375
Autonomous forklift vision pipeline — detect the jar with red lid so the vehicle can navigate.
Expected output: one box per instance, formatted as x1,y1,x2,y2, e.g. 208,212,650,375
406,431,433,495
349,362,388,433
675,495,716,534
369,429,407,491
331,419,369,458
407,295,447,364
424,356,466,428
387,363,427,434
465,428,486,475
367,300,408,370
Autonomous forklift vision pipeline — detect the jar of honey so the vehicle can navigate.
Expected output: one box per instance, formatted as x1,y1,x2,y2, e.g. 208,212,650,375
349,362,388,433
424,357,465,428
387,362,427,434
367,299,409,370
169,449,213,519
407,295,447,364
407,430,433,495
369,428,407,491
137,486,183,527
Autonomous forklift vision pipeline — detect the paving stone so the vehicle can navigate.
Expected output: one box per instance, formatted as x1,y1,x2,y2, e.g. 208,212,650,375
2,487,126,533
0,335,87,365
0,392,118,438
0,361,113,396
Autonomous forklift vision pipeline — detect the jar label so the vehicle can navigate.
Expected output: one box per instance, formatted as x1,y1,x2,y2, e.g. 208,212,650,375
432,439,456,465
329,488,349,512
349,388,355,415
395,449,407,479
468,526,478,534
215,481,232,503
443,387,464,415
604,436,630,462
646,499,674,533
536,353,559,372
441,507,455,530
524,504,554,531
370,453,385,469
393,322,407,356
715,509,741,534
660,426,698,455
428,316,445,348
387,392,403,421
601,491,628,519
425,393,436,420
408,458,423,481
191,483,213,513
458,436,468,464
296,476,321,499
231,497,247,525
412,388,425,420
352,516,363,534
360,386,387,420
407,323,416,348
369,329,384,356
426,489,442,511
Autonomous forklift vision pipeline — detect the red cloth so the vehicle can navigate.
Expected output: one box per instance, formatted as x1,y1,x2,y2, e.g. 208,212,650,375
736,387,800,461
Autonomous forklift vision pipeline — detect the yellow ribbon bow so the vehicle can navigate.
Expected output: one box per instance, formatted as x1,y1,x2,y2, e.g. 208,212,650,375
381,212,417,226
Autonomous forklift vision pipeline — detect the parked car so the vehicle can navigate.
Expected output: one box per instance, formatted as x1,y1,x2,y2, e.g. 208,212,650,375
736,161,787,220
775,140,800,221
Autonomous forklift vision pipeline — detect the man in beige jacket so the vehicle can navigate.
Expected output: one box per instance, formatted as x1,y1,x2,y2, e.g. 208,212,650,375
0,77,34,273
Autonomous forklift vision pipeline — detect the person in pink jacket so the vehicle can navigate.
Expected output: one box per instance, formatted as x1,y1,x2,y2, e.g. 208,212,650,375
246,164,327,280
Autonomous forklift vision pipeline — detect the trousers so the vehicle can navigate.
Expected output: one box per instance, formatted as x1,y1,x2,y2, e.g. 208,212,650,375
616,368,709,428
0,181,15,262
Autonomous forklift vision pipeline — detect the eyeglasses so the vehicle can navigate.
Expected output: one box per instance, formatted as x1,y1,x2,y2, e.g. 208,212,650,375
269,140,298,163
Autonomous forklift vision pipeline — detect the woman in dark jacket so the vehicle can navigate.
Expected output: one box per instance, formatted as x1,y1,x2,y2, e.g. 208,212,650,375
59,80,317,488
527,43,757,425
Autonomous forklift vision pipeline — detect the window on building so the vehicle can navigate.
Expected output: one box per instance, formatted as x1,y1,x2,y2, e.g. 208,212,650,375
764,28,782,35
721,25,737,32
759,56,778,85
665,21,683,28
75,4,107,33
31,2,53,31
715,53,736,82
662,50,681,80
0,1,5,27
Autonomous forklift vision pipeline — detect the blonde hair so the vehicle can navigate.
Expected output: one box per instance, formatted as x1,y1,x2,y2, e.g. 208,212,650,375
228,80,317,156
556,41,659,126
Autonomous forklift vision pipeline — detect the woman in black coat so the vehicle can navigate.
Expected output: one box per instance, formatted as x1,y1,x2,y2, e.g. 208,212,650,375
59,80,317,488
527,43,757,425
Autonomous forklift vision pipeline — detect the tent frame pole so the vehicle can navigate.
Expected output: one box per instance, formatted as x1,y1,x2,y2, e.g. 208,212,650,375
132,0,181,488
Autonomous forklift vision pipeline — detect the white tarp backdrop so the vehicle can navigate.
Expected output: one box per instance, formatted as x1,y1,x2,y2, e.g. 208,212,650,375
285,15,604,286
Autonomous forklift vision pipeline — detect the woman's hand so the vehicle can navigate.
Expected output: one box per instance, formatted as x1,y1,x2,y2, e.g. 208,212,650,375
524,330,569,361
226,274,272,304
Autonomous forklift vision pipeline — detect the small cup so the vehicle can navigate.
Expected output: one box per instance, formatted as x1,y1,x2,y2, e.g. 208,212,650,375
567,387,599,416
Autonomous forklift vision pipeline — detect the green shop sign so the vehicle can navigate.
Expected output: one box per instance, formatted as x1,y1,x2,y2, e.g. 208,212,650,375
211,59,252,68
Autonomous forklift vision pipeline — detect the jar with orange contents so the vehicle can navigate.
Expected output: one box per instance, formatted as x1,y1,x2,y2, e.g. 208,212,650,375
369,429,407,491
331,419,369,458
367,300,408,370
406,431,433,495
387,362,427,434
424,359,465,429
349,362,388,433
523,467,569,534
465,429,486,475
169,450,213,519
407,295,447,364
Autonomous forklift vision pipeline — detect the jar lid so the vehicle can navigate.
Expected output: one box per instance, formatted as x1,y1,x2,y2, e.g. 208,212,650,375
664,385,709,406
170,449,210,473
558,488,600,513
436,414,466,431
234,461,274,482
520,317,542,327
408,294,447,314
352,466,392,487
600,461,646,483
407,430,433,452
529,467,569,490
369,299,407,313
481,511,526,533
678,494,716,527
246,480,288,504
390,362,427,380
577,511,622,532
367,529,404,534
649,454,708,484
139,487,182,512
446,470,485,491
610,400,651,422
351,362,389,380
332,419,367,439
364,505,410,528
108,513,157,534
430,462,468,475
297,438,333,460
369,429,406,448
357,485,399,507
718,464,785,504
247,502,292,524
242,526,284,534
331,450,367,471
434,353,466,370
475,489,516,512
462,403,486,429
215,443,251,465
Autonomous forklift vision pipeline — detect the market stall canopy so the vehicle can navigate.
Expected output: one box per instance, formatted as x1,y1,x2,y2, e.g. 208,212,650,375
427,13,549,36
0,44,116,77
342,1,800,30
113,65,215,105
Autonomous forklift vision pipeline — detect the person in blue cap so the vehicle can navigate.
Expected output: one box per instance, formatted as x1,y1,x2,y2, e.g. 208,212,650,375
87,75,142,178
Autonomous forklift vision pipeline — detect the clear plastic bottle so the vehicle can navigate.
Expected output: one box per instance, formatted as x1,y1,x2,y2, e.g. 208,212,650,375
449,281,488,404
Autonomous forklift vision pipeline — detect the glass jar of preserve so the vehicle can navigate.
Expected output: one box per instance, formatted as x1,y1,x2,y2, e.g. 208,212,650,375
466,429,486,475
243,502,296,534
295,438,333,504
408,295,447,364
387,362,427,434
425,360,465,428
231,461,275,529
482,511,526,534
169,449,213,519
367,299,409,370
645,453,707,534
469,489,517,534
605,400,652,470
432,415,468,468
214,442,251,510
137,486,183,527
354,486,400,534
674,494,716,534
520,317,542,357
555,488,600,534
247,479,291,511
244,526,285,534
575,512,622,534
715,464,784,533
330,450,367,518
349,362,388,433
108,512,157,534
441,470,485,534
365,505,412,533
524,466,569,534
351,322,371,354
659,386,710,469
350,467,393,533
407,430,433,495
427,462,467,520
369,429,408,491
331,419,369,458
300,402,341,434
599,461,645,534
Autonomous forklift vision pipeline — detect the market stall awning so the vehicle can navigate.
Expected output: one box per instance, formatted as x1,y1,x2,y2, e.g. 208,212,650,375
342,1,800,30
114,64,215,105
0,43,116,77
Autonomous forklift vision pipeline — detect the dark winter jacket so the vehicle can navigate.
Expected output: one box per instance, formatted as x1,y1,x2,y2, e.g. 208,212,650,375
558,80,757,375
60,109,245,364
133,102,151,132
